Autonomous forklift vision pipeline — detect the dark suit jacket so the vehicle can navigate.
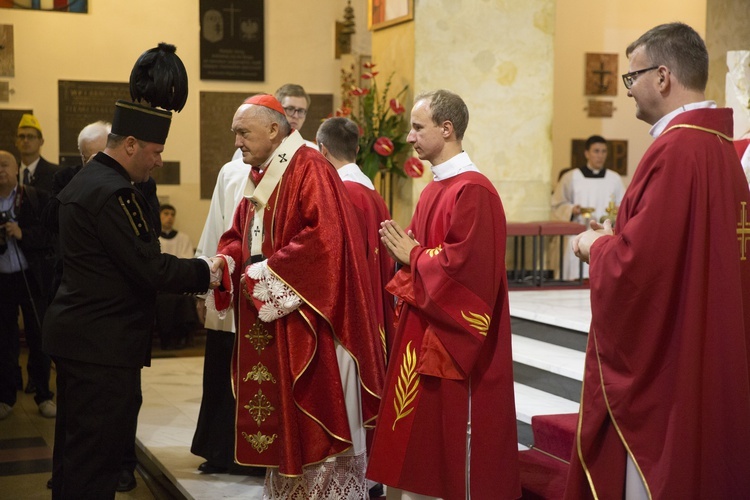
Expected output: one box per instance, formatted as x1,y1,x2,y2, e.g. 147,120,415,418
25,156,60,195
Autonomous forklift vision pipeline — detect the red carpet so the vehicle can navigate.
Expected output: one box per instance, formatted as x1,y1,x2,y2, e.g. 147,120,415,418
519,413,578,499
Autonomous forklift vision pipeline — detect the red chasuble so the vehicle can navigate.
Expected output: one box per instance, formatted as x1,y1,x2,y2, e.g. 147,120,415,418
366,172,521,500
565,108,750,499
214,146,384,475
342,181,396,360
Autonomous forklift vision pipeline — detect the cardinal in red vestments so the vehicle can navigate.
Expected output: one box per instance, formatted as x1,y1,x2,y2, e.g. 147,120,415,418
568,23,750,499
367,90,521,500
210,95,384,499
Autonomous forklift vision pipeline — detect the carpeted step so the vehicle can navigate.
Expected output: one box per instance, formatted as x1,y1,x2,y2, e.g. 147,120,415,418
531,413,578,461
519,448,569,500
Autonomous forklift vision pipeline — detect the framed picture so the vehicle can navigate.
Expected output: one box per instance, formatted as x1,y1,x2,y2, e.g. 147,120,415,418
369,0,413,31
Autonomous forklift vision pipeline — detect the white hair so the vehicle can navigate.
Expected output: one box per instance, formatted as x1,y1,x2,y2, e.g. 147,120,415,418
77,120,112,152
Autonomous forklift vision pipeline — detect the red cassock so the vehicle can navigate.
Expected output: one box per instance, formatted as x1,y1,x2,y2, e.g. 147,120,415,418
366,172,521,500
214,147,384,475
565,108,750,499
341,180,396,360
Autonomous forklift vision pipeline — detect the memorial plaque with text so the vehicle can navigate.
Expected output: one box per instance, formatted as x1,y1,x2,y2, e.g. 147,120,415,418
0,108,32,155
152,161,181,185
200,0,264,81
58,80,129,156
200,91,251,199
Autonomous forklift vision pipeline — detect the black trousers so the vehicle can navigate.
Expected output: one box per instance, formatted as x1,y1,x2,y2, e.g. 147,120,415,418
0,270,53,406
51,357,140,500
191,328,236,468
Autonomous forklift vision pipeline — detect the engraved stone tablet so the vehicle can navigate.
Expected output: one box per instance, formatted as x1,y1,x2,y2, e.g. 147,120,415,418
58,80,130,157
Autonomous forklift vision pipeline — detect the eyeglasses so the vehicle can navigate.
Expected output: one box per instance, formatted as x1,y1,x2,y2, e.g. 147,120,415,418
283,106,307,118
621,66,659,89
17,133,40,141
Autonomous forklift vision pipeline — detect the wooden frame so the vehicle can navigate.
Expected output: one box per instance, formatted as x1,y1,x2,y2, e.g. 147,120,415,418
368,0,413,31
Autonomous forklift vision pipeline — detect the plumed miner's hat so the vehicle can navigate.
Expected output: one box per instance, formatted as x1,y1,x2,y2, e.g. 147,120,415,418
18,114,43,135
111,43,188,145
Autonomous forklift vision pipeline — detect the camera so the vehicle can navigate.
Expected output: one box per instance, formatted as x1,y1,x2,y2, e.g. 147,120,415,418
0,209,12,225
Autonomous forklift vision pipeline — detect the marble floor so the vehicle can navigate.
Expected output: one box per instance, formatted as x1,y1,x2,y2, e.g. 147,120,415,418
0,288,593,499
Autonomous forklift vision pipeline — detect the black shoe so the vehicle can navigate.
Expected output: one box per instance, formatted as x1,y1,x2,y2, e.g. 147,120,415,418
368,483,384,498
24,379,37,394
116,469,137,492
198,461,228,474
46,477,52,489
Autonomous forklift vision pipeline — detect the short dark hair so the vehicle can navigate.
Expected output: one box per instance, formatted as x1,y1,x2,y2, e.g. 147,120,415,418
414,89,469,140
585,135,607,150
626,22,708,92
160,204,175,214
275,83,310,107
316,117,359,162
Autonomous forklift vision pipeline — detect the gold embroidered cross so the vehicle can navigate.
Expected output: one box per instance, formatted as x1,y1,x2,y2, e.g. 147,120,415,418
245,319,273,354
739,201,750,261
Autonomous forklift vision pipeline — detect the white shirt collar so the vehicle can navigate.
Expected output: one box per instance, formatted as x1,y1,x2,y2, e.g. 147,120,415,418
21,157,41,174
337,163,375,190
431,151,480,181
649,100,716,138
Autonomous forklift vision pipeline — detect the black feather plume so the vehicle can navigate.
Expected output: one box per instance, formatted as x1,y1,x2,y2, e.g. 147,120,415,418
129,43,188,112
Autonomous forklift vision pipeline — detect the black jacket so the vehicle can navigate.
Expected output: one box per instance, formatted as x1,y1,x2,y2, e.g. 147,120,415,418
43,152,209,368
24,156,60,195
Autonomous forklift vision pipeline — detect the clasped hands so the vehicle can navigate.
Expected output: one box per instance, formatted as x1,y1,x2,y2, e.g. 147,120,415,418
571,218,613,264
206,256,225,289
380,220,419,266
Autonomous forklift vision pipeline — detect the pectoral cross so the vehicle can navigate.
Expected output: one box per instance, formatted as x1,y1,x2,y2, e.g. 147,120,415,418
738,201,750,261
253,226,261,238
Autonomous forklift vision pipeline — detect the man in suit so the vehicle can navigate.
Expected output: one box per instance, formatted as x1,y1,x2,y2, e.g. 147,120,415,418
0,150,57,421
16,114,59,195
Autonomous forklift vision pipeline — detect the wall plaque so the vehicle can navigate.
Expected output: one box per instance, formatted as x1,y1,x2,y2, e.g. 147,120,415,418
58,80,130,157
200,0,264,81
0,25,14,77
585,53,618,96
571,139,628,176
200,91,252,199
152,161,181,185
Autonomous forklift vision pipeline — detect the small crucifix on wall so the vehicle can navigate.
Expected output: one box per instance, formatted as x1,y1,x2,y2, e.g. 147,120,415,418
585,53,618,96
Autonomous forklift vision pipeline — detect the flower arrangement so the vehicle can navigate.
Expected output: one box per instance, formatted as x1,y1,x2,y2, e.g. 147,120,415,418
336,63,412,180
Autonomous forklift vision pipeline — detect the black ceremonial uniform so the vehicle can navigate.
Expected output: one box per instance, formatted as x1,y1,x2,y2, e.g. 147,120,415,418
43,151,209,499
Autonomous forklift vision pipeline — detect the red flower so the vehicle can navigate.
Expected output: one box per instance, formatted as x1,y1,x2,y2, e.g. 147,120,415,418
373,137,395,156
350,87,370,96
389,98,405,115
334,107,352,117
361,72,379,80
363,62,377,69
403,156,425,178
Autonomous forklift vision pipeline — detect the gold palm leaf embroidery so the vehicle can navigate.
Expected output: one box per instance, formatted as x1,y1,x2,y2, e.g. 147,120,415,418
426,244,443,257
242,431,278,453
379,325,387,363
461,310,490,336
392,341,420,431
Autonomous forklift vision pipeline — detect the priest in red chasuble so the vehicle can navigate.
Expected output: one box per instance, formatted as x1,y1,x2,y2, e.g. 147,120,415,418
568,23,750,499
366,90,521,500
209,94,384,499
316,117,396,360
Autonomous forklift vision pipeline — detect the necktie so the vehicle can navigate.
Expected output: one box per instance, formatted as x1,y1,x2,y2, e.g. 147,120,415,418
22,168,31,186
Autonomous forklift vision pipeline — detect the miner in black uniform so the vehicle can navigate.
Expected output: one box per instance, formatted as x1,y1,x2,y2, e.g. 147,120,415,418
42,44,217,500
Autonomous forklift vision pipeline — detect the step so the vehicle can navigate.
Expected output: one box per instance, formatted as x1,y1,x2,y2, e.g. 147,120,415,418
518,448,568,500
531,413,578,462
509,290,591,334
